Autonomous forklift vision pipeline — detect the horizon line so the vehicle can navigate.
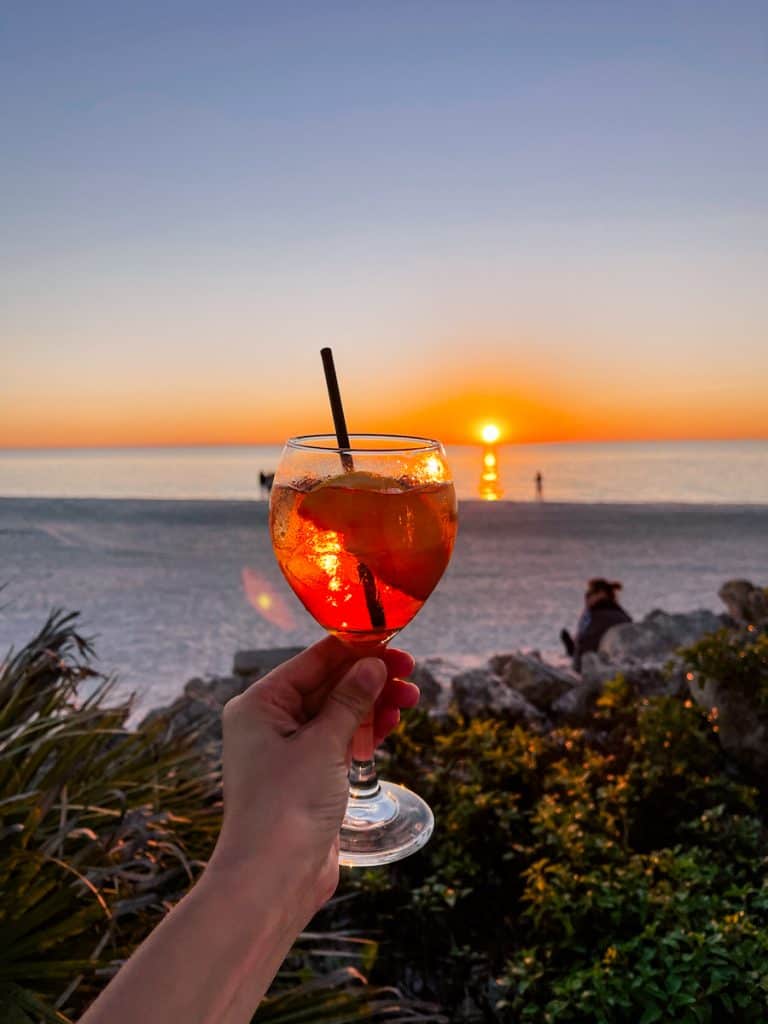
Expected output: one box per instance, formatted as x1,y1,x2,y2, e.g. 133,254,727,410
2,436,768,453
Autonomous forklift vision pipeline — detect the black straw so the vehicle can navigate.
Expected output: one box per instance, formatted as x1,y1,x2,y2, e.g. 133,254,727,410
320,347,354,472
319,348,385,630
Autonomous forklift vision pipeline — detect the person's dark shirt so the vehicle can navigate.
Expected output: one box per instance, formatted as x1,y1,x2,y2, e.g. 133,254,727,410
573,596,632,671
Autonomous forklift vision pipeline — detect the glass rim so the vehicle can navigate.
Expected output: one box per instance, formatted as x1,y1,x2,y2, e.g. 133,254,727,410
286,433,444,455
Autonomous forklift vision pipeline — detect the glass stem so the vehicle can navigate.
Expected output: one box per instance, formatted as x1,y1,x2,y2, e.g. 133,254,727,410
349,756,380,798
349,718,379,797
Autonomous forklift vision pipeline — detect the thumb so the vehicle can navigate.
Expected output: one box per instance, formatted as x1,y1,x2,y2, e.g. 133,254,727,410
313,657,388,751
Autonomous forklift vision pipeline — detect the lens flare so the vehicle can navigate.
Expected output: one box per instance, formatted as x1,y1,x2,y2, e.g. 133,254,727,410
241,568,296,629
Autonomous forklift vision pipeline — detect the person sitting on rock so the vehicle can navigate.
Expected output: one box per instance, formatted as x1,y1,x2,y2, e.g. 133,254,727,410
561,578,632,672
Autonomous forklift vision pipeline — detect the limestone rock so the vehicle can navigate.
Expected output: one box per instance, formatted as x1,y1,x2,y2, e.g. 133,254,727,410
580,651,683,698
689,673,768,778
489,651,578,711
140,673,248,746
599,609,722,664
551,678,602,725
452,667,547,728
718,579,768,627
406,660,443,711
233,647,303,678
579,652,618,687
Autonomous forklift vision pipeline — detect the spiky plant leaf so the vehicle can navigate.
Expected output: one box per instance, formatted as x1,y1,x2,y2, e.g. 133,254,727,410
254,968,446,1023
0,611,221,1017
0,982,69,1023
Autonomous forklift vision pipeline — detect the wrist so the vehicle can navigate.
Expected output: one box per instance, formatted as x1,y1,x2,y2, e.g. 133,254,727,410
80,844,318,1024
202,834,329,927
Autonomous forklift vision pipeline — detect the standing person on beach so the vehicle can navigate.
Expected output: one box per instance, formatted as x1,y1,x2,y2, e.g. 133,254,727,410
534,471,543,499
561,578,632,671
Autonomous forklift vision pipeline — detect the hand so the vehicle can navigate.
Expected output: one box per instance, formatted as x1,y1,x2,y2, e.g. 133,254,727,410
206,637,418,916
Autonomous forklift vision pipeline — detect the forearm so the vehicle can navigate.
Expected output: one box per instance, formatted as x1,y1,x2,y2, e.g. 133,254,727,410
80,859,313,1024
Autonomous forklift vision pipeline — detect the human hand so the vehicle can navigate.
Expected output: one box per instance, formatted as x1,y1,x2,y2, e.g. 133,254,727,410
206,637,418,918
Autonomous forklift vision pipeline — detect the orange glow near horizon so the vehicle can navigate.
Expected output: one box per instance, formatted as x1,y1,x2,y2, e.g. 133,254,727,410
2,375,768,450
3,8,767,459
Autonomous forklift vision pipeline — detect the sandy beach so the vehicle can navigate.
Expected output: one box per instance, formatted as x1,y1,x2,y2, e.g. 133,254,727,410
1,496,767,713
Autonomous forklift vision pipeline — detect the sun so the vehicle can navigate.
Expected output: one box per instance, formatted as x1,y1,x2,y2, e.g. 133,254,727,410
481,423,501,444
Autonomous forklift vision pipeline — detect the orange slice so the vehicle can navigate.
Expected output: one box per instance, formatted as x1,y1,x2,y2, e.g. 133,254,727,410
299,472,449,600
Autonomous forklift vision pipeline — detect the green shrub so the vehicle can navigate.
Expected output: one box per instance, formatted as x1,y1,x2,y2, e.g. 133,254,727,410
334,644,768,1021
683,627,768,710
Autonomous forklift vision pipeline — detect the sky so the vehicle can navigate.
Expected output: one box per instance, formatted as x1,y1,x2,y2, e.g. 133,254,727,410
2,1,767,447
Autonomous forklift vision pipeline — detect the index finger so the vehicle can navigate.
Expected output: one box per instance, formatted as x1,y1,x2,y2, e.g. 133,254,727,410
259,635,355,695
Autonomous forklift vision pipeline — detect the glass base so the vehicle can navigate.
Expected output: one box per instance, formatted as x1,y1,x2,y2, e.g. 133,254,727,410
339,780,434,867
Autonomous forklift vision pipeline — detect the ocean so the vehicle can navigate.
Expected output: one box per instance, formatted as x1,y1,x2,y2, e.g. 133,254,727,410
1,441,767,713
2,440,768,504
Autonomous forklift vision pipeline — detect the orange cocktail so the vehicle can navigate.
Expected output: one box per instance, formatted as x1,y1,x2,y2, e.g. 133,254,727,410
269,434,457,867
271,471,457,647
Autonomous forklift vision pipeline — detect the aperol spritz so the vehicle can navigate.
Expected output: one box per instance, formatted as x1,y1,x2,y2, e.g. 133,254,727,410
269,435,457,865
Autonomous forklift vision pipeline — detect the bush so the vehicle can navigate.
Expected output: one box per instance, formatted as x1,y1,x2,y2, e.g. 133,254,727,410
332,650,768,1021
683,627,768,710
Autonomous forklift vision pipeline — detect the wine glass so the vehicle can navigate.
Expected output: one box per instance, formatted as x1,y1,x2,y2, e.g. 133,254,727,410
269,434,457,866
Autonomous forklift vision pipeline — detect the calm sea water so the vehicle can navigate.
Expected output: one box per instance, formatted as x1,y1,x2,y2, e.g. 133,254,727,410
1,440,767,503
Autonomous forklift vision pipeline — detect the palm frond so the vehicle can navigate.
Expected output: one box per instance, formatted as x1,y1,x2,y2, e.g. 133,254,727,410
255,968,446,1023
0,611,221,1017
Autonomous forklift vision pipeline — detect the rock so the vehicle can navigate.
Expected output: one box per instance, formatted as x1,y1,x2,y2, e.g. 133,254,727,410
183,677,209,698
551,678,602,725
180,674,244,707
718,580,768,626
689,673,768,778
490,651,578,710
210,675,245,705
580,651,684,698
579,652,619,687
598,609,722,664
141,673,250,747
233,647,303,678
452,668,547,728
406,661,443,711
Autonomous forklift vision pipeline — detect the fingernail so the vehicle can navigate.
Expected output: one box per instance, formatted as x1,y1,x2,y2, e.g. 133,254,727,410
355,658,387,694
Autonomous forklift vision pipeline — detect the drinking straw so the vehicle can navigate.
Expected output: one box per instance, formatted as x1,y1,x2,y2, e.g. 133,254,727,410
319,348,385,629
320,347,354,472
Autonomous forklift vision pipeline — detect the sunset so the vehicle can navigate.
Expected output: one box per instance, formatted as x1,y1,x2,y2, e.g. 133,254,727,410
2,3,767,450
2,3,768,1022
4,364,767,449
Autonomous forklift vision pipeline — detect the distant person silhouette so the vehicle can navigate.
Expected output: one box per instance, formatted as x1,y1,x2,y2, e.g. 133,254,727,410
561,578,632,672
535,471,543,499
259,471,275,495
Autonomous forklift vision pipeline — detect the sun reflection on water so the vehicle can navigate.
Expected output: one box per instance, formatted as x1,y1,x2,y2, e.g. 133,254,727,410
479,444,503,500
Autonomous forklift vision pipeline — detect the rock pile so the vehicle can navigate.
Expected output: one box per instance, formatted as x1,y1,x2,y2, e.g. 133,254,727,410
142,579,768,780
140,647,302,744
